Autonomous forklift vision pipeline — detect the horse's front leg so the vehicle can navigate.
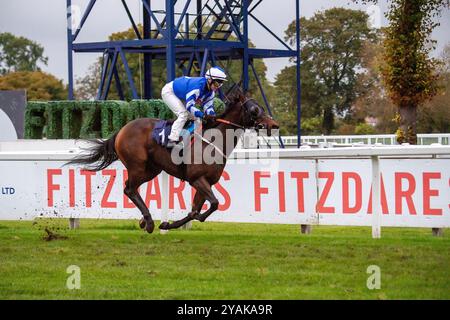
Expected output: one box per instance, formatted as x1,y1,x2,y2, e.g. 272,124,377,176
190,176,219,223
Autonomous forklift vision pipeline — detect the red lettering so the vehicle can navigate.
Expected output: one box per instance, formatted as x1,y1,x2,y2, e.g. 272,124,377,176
254,171,271,212
367,174,389,214
395,172,416,215
169,176,186,210
216,171,231,211
101,169,117,208
423,172,442,215
47,169,62,207
145,177,161,209
290,172,309,213
316,172,335,214
69,169,75,207
278,172,286,212
342,172,362,214
80,170,95,207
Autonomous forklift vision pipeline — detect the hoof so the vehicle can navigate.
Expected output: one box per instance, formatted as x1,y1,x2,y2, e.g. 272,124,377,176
159,222,170,230
145,220,155,233
139,218,146,229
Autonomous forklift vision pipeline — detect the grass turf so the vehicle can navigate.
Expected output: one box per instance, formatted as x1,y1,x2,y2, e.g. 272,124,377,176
0,219,448,300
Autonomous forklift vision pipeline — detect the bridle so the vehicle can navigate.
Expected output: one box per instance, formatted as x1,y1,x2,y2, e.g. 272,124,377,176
198,98,268,159
214,98,265,130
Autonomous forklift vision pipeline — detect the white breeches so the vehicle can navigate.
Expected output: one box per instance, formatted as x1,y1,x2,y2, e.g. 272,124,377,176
161,82,193,141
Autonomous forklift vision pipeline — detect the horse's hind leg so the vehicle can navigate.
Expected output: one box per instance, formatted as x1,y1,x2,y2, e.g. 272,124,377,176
124,168,161,233
159,190,205,230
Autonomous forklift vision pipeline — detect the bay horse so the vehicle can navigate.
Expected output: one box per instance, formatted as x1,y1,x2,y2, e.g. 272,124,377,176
66,88,279,233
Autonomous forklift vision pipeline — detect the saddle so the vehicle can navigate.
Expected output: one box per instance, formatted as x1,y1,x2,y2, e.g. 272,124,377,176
152,120,196,147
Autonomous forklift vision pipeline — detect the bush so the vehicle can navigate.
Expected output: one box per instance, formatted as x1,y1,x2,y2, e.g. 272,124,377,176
354,123,376,135
0,71,66,100
301,117,322,135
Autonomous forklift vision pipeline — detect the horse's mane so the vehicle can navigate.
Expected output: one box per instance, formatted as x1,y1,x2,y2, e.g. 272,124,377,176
217,100,238,118
218,84,245,118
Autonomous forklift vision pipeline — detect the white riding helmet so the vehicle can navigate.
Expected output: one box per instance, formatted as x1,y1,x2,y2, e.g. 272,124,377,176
205,66,227,82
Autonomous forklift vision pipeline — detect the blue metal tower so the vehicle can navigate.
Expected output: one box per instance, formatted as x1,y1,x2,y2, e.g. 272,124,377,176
66,0,301,146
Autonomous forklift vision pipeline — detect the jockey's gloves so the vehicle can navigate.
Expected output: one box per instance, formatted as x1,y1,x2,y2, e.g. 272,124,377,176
194,110,204,119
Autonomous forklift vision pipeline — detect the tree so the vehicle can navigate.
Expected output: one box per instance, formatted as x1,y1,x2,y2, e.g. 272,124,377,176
417,43,450,133
0,32,48,75
275,8,376,135
0,71,67,100
354,0,449,144
75,62,101,100
352,32,398,134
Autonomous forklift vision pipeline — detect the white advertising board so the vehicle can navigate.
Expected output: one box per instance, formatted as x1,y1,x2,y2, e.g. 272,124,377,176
0,158,449,228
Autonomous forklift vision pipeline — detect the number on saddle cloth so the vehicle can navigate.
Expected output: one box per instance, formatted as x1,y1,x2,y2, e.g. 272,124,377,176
151,120,196,146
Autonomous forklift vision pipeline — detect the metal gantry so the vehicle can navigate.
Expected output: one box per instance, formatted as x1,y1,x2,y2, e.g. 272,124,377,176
66,0,302,146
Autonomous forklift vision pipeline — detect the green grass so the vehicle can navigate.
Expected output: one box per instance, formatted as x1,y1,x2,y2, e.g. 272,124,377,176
0,219,448,300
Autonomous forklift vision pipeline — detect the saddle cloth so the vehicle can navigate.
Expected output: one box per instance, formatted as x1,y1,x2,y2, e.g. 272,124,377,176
152,120,196,147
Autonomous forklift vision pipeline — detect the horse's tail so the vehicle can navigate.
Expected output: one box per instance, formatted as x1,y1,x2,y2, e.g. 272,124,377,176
65,132,119,171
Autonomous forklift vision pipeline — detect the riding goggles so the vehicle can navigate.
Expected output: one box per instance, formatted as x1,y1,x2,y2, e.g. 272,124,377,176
212,79,225,88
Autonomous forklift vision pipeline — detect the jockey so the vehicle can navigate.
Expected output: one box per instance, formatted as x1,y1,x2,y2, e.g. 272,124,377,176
161,66,227,148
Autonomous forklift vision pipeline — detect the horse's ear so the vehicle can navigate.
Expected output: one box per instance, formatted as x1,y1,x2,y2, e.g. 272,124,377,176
236,85,249,103
238,92,247,103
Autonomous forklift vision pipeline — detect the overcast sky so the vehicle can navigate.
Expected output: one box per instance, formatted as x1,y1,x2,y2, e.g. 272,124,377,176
1,0,449,84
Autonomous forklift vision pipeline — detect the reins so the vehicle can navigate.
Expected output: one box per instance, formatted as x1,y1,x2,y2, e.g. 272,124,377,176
215,118,245,129
214,98,259,130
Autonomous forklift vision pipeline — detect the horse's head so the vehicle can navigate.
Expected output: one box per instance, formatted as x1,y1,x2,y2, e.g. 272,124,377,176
224,86,279,136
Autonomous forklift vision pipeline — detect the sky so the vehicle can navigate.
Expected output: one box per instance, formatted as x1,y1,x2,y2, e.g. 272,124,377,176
1,0,449,85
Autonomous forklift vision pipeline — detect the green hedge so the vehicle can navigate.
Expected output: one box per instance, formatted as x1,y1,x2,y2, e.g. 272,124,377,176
24,102,47,139
24,99,223,139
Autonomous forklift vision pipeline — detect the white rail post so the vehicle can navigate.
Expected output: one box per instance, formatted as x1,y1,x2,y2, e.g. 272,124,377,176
160,172,169,235
302,158,319,235
69,217,80,229
371,155,381,238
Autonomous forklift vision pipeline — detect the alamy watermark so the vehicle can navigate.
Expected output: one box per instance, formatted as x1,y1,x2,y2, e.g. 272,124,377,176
66,265,81,290
169,128,281,174
366,265,381,290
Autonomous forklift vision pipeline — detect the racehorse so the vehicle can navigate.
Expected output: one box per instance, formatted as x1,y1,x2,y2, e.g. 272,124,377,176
66,87,279,233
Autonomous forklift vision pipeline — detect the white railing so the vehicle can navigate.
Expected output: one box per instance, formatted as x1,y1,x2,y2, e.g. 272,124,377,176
1,133,448,152
252,133,450,148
